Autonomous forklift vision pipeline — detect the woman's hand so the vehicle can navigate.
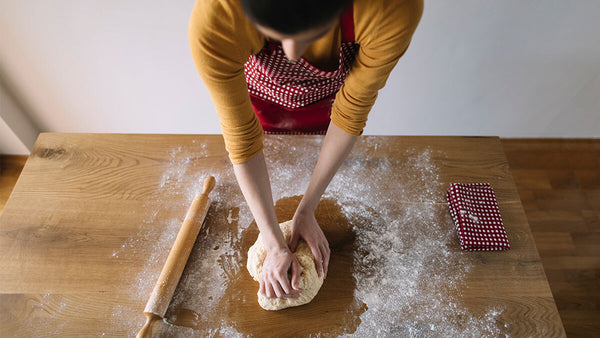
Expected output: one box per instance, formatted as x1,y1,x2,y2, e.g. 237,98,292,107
233,152,302,299
287,123,355,279
260,246,302,298
289,210,330,278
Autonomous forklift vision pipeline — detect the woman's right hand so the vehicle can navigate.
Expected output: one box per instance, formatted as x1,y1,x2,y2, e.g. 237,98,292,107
259,246,302,298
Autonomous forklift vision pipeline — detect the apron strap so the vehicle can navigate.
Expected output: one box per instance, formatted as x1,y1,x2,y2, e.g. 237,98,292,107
340,4,355,43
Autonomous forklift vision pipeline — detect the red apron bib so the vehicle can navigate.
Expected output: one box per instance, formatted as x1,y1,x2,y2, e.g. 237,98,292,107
244,7,358,134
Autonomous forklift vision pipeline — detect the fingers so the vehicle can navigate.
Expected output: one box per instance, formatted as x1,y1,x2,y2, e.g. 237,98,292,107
288,231,300,252
259,278,265,297
290,256,302,291
278,274,293,296
321,244,331,278
310,247,324,278
267,284,275,298
290,215,330,279
260,273,300,299
309,243,331,279
260,276,281,298
262,281,275,298
271,281,284,298
264,280,298,298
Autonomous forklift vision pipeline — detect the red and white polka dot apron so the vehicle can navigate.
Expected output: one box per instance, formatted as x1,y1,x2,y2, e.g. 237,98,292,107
244,7,358,134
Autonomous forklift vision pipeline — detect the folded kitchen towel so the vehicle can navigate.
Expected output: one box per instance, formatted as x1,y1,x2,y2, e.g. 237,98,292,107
446,183,510,251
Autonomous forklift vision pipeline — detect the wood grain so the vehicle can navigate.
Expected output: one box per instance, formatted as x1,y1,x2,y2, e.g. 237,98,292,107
502,138,600,337
0,134,565,336
0,155,27,214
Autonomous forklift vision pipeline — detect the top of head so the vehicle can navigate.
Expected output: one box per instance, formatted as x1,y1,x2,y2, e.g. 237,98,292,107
240,0,353,35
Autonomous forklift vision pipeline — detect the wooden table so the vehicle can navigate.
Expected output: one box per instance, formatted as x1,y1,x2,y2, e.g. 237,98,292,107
0,133,565,336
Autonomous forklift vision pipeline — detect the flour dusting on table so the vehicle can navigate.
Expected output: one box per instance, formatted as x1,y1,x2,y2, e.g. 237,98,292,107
330,139,503,336
107,140,246,336
265,137,505,336
107,136,506,336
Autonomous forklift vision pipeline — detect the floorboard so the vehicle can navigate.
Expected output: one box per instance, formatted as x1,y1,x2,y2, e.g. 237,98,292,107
0,155,27,214
502,139,600,337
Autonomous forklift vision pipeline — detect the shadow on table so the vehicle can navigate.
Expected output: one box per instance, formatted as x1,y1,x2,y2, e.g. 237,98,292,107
222,196,365,337
163,196,365,337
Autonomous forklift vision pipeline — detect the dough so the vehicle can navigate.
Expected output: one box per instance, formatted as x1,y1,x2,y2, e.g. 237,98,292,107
247,220,324,310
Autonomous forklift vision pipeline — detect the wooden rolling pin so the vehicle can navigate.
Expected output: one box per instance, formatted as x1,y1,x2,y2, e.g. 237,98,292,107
137,176,216,338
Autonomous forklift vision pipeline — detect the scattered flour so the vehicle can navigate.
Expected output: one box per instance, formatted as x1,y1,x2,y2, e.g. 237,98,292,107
103,136,507,336
105,140,246,336
266,136,506,337
16,136,507,336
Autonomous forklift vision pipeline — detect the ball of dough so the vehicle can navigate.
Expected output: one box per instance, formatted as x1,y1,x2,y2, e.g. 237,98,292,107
247,220,324,310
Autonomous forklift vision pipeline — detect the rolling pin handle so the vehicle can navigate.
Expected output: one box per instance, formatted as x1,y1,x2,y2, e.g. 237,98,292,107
137,312,160,338
203,176,216,195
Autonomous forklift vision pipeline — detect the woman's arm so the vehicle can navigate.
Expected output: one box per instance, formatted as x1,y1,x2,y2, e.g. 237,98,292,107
233,151,301,298
289,122,358,278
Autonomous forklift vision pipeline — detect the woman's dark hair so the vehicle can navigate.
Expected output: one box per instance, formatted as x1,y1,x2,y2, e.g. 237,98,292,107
240,0,353,35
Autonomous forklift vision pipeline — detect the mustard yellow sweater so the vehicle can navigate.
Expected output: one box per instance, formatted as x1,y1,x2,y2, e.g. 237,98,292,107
189,0,423,163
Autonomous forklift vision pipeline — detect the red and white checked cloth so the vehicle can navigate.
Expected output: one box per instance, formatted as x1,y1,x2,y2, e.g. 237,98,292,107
244,42,357,109
446,183,510,251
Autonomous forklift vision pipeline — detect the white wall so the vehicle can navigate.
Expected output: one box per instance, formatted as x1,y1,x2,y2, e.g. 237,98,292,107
0,76,40,154
372,1,600,137
0,1,598,154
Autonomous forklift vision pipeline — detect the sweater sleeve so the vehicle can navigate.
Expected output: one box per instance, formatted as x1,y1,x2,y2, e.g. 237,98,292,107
188,0,264,164
330,0,424,135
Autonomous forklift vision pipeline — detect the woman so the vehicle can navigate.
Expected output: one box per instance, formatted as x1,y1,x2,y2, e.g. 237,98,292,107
189,0,423,299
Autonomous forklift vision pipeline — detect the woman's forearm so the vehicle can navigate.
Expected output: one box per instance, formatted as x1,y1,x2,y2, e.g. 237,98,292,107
233,151,286,251
297,122,358,214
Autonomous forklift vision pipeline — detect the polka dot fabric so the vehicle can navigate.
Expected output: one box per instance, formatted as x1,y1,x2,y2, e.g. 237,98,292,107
446,183,510,251
244,41,359,109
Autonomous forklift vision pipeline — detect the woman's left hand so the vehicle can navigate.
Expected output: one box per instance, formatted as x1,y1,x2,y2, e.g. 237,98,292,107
289,209,330,278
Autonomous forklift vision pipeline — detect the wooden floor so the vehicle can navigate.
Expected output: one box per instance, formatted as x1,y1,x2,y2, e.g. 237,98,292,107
0,155,26,214
1,139,599,336
501,139,600,337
